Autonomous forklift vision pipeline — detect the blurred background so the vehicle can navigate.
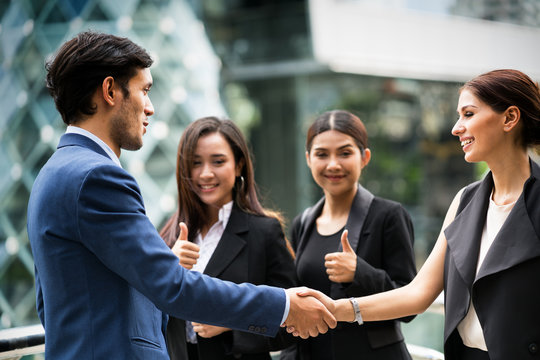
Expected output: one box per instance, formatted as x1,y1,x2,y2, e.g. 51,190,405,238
1,0,540,358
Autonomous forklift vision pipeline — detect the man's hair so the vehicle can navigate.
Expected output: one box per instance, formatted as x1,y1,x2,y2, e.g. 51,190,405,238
46,31,153,125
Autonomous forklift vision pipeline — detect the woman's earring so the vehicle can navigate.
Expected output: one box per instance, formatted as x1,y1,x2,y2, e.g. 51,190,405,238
237,176,245,191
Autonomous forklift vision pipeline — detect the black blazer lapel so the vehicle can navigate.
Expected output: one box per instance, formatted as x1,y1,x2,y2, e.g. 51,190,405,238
444,175,492,289
476,166,540,281
294,197,325,265
203,207,247,278
342,185,374,252
295,184,374,263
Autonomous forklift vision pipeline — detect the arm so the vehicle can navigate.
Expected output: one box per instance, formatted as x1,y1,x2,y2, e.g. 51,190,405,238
34,266,44,327
332,189,463,322
295,189,463,327
77,165,286,335
78,165,333,338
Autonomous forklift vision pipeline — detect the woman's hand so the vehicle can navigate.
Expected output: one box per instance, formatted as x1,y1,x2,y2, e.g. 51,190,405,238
171,222,200,270
324,230,357,283
192,323,230,338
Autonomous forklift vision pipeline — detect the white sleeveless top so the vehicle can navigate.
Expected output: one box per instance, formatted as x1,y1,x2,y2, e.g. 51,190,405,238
457,193,516,350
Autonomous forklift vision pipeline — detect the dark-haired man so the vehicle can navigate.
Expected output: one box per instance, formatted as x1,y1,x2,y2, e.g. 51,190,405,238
27,31,335,359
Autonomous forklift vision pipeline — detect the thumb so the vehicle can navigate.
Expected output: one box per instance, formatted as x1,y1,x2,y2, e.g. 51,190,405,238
341,229,353,253
178,222,189,241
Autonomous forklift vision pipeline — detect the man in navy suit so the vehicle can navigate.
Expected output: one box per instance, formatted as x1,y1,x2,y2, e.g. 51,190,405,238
27,31,335,359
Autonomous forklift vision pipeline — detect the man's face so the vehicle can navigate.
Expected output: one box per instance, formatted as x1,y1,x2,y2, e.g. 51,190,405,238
110,68,154,151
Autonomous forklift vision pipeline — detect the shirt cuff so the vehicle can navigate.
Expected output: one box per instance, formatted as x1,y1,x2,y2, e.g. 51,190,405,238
280,289,290,326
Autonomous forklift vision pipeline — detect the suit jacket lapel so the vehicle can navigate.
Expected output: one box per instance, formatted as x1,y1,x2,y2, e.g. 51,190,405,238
476,162,540,281
341,185,374,252
445,174,492,289
203,207,247,278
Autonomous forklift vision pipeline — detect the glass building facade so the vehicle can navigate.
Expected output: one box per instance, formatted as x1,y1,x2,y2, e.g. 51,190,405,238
1,0,539,357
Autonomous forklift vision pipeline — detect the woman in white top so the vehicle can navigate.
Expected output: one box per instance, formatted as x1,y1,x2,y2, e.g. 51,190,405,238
293,69,540,360
160,117,296,360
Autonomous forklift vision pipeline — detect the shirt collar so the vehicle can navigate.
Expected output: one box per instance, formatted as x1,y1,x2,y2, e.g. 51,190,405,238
218,201,234,227
66,126,122,167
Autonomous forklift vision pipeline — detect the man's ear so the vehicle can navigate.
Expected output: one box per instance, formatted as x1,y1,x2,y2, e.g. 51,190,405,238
101,76,116,106
503,105,521,132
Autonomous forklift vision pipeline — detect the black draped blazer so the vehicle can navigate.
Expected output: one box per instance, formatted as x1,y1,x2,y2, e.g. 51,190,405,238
283,185,417,360
444,159,540,360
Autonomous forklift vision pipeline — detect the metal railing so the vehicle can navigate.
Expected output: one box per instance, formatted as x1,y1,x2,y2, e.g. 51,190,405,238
0,324,44,360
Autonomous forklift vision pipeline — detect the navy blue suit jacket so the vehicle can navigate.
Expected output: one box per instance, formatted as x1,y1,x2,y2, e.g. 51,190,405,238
27,133,285,359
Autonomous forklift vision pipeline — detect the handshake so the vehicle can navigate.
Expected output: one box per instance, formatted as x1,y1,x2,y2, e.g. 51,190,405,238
282,287,355,339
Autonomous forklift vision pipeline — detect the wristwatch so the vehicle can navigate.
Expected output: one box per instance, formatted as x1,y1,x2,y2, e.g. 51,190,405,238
348,297,363,325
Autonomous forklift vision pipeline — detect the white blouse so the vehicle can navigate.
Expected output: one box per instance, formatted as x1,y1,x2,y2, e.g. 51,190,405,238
192,201,233,274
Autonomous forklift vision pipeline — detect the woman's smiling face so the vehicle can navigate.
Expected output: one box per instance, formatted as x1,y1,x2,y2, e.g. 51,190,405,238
307,130,370,197
453,89,508,163
191,132,240,209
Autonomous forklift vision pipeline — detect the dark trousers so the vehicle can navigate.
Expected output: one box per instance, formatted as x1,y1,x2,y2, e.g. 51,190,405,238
187,342,199,360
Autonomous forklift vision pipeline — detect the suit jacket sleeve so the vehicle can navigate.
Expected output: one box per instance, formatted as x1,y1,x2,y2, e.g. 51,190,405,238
344,201,416,323
76,164,286,336
229,217,298,353
35,265,44,327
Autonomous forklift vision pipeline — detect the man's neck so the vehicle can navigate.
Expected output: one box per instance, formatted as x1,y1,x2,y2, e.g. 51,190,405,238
71,119,120,158
66,126,122,167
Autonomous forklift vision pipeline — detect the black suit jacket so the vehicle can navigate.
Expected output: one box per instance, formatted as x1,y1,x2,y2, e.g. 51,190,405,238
443,159,540,360
283,185,416,360
167,205,297,360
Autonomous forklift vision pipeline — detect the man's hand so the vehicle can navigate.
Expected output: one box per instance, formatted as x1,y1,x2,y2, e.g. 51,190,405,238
295,289,355,323
192,323,230,338
171,222,200,270
283,287,337,339
324,230,356,283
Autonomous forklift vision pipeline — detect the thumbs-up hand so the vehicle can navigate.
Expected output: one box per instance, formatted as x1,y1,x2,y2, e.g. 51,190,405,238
171,222,200,270
324,230,357,283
